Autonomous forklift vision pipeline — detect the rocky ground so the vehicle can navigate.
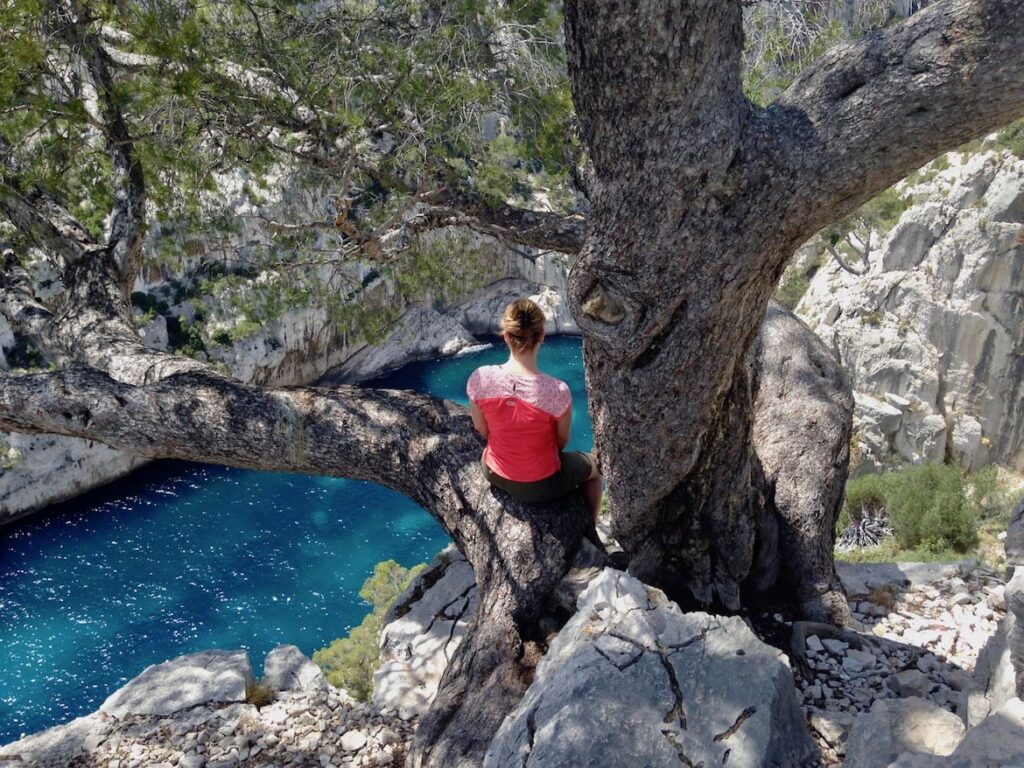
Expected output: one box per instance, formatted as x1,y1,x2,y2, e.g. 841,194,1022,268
788,560,1009,764
79,692,412,768
0,646,416,768
3,549,1021,768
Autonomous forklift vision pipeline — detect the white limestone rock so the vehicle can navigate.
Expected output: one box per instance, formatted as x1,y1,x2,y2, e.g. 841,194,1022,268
798,149,1024,473
0,713,111,767
843,697,965,768
372,546,478,715
138,313,170,351
321,306,479,383
263,645,327,693
890,697,1024,768
446,278,578,336
484,569,816,768
100,649,254,719
0,433,147,525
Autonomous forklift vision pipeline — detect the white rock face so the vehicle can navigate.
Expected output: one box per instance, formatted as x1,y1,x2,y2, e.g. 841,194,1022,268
212,301,385,387
0,434,149,521
321,306,481,384
797,149,1024,473
138,313,169,351
889,697,1024,768
447,278,578,336
100,649,254,719
372,546,477,716
843,697,965,768
263,644,328,693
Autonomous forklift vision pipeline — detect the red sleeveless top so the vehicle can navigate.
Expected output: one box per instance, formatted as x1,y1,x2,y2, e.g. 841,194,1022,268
467,364,572,482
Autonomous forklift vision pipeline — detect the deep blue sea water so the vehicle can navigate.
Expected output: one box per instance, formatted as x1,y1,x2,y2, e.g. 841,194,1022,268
0,336,589,745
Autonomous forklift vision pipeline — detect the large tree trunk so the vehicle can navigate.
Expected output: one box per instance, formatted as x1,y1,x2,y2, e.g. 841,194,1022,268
564,0,1024,623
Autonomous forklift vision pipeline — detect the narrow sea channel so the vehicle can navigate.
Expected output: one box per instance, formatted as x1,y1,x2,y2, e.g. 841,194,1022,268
0,336,589,744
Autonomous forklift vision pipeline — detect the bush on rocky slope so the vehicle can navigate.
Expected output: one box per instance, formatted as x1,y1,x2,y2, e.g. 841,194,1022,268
841,463,979,554
313,560,425,701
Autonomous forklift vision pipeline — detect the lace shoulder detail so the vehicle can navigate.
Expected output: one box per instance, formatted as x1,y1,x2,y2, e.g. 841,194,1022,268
467,366,571,417
534,374,572,418
467,365,507,401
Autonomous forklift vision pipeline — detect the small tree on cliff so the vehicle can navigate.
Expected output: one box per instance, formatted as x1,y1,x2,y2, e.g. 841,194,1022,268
2,1,1023,765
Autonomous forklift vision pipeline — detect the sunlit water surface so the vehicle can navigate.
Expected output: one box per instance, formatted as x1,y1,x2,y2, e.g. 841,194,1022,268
0,336,589,744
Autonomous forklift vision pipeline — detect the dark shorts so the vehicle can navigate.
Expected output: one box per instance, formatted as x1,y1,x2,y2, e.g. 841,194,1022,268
482,451,595,504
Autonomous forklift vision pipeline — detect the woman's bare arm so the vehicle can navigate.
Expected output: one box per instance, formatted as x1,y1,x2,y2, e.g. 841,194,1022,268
556,404,572,450
470,400,489,439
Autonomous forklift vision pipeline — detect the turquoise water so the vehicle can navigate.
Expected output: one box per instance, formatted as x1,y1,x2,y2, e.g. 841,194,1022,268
0,336,588,744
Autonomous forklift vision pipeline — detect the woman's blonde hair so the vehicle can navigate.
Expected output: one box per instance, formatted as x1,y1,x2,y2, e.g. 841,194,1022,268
501,298,546,352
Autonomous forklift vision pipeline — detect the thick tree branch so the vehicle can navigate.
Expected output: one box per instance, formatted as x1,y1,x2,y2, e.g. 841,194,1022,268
0,249,63,363
0,179,91,268
769,0,1024,241
0,364,475,507
414,186,585,254
826,233,872,275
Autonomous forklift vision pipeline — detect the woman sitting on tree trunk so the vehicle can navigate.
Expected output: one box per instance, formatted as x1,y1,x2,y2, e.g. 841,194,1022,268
467,298,603,519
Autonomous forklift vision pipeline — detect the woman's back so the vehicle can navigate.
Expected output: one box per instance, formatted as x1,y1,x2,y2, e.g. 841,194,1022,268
467,364,571,482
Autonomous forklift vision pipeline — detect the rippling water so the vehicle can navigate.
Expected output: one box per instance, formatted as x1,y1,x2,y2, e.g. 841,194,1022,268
0,336,588,744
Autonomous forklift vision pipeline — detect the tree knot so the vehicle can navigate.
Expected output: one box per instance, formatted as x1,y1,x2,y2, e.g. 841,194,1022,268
581,283,625,325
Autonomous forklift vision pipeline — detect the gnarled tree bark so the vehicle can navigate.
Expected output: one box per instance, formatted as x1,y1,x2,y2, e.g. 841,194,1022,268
564,0,1024,622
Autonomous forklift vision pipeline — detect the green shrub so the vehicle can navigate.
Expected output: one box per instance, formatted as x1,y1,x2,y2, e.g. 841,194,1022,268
165,316,207,358
245,679,274,707
313,559,425,701
839,472,887,532
841,463,978,553
994,117,1024,158
968,465,1020,524
775,269,810,310
131,291,159,313
883,463,976,552
4,333,45,370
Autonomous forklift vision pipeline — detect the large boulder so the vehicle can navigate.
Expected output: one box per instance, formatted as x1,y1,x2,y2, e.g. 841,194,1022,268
0,713,111,767
890,697,1024,767
484,569,816,768
797,149,1024,474
843,698,965,768
752,301,854,623
100,649,254,719
263,644,327,693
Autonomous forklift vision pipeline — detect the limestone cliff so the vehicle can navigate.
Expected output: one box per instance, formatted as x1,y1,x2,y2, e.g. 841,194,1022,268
797,147,1024,474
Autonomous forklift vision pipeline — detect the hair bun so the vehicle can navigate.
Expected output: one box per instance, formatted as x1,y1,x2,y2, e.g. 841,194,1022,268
501,298,546,351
